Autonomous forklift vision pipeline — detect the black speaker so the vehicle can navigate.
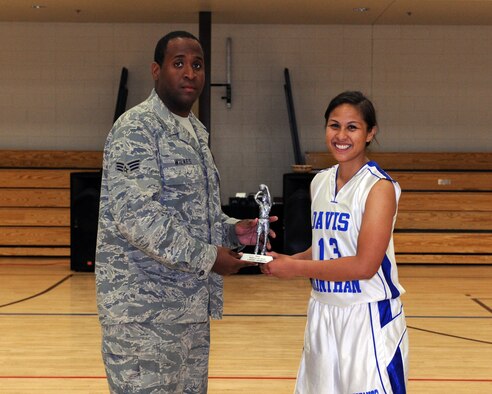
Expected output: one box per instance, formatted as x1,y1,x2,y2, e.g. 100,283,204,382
283,173,314,255
70,172,102,272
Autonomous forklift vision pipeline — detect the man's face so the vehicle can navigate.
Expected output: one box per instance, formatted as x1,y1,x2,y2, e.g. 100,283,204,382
152,37,205,116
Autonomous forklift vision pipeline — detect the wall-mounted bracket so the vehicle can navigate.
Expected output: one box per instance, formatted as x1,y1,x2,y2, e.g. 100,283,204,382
211,37,232,109
211,83,231,108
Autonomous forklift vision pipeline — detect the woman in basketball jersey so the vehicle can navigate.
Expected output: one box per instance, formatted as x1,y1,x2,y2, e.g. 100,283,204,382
263,91,409,394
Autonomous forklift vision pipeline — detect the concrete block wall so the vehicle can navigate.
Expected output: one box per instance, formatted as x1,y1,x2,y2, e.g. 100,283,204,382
1,22,492,201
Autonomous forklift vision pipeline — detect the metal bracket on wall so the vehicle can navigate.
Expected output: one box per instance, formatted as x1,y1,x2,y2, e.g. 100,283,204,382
210,82,231,108
211,37,232,109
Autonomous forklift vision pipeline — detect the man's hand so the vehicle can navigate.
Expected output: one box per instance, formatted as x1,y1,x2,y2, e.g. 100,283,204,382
235,216,278,246
212,246,257,275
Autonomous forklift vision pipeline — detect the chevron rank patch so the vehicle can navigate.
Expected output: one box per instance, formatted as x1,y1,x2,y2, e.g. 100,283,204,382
116,159,140,173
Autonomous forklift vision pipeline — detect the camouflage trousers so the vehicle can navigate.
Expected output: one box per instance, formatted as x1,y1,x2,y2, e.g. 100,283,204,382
101,321,210,393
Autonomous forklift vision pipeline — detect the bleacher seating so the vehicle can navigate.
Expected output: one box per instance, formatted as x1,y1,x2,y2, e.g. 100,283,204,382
305,152,492,264
0,150,102,257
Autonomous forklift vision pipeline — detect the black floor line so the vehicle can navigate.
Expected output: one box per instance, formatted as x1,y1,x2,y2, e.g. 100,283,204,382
0,274,72,308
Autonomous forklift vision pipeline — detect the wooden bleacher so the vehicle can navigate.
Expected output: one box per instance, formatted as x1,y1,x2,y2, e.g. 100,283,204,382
305,152,492,265
0,150,102,258
1,150,491,265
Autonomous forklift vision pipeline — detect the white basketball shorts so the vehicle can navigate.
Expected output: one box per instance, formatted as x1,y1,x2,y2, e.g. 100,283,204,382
295,297,409,394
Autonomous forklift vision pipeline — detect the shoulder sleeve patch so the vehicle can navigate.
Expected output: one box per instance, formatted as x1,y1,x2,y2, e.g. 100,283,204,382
116,159,141,173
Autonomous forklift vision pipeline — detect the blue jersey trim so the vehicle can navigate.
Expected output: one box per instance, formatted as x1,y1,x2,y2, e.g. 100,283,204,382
382,254,401,299
376,271,389,299
367,161,396,183
334,165,340,198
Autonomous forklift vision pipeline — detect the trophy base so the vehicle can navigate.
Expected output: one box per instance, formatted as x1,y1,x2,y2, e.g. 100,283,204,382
240,253,273,264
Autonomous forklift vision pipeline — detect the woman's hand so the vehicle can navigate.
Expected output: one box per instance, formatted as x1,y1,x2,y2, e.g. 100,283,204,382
261,251,300,279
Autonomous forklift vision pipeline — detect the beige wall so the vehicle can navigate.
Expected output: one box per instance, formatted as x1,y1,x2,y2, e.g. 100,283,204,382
1,22,492,201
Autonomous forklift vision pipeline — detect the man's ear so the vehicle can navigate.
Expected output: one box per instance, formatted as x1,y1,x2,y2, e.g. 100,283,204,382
151,62,160,81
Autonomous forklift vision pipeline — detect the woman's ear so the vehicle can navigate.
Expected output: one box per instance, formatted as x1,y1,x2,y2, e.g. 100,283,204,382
366,126,377,144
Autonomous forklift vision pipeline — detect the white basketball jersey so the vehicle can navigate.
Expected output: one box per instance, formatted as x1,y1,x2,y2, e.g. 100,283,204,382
310,161,405,306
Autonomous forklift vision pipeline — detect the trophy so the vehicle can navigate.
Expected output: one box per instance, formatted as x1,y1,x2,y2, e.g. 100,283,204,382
240,184,273,263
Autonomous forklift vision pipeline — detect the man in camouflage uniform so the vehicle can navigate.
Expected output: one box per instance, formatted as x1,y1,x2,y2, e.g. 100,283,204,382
95,31,263,393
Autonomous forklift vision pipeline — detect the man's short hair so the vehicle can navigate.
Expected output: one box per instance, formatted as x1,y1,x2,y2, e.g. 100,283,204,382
154,31,201,66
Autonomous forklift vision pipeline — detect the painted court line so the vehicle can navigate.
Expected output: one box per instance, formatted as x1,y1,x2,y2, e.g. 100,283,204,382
0,376,490,383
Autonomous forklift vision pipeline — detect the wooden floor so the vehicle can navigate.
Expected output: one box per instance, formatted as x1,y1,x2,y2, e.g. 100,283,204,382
0,259,491,393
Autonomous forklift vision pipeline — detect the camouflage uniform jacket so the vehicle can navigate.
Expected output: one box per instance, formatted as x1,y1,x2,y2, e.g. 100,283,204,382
95,89,240,326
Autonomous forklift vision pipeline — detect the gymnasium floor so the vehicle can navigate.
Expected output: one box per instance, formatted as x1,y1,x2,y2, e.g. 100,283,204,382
0,259,491,393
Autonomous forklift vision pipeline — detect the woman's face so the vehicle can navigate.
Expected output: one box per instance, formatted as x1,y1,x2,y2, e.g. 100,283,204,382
325,103,375,164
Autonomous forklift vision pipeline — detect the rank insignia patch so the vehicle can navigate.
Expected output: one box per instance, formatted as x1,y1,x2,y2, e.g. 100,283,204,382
116,159,140,173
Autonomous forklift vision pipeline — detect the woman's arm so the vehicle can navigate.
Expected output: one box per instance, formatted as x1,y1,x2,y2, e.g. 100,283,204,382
263,180,396,280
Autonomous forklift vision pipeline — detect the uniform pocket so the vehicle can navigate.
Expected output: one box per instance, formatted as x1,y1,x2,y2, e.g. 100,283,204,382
102,352,140,393
103,352,166,393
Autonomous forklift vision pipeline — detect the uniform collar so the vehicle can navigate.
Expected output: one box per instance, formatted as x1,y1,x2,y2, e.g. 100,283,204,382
148,89,208,151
